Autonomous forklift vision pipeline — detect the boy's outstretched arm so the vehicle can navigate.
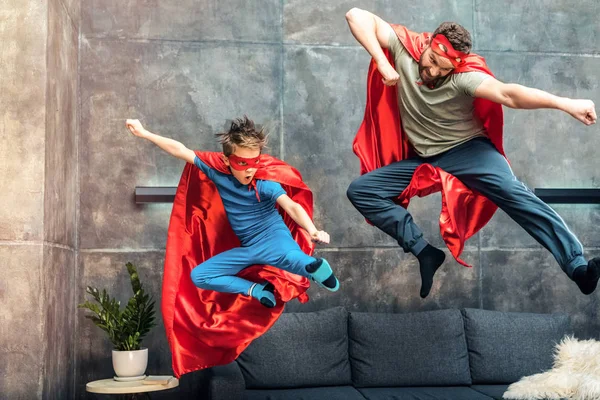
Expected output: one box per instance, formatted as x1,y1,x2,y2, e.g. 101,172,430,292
125,119,197,164
276,195,330,244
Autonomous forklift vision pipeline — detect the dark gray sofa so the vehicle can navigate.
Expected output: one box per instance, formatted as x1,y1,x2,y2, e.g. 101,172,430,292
199,307,571,400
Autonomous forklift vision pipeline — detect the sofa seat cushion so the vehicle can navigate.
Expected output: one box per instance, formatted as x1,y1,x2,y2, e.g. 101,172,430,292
243,386,366,400
471,385,510,400
357,386,494,400
237,306,351,389
462,308,570,384
349,309,471,387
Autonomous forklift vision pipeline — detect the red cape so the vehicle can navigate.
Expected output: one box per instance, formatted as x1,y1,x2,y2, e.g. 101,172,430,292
161,152,313,378
352,24,506,267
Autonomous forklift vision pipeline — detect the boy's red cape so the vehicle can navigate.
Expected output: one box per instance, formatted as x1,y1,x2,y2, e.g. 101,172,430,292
352,24,506,267
161,151,313,378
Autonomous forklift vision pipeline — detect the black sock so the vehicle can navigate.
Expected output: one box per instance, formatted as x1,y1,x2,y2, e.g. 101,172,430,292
306,258,337,289
416,244,446,298
573,257,600,295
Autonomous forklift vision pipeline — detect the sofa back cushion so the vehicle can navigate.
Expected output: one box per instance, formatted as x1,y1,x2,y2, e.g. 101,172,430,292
462,308,571,384
349,309,471,387
237,306,351,389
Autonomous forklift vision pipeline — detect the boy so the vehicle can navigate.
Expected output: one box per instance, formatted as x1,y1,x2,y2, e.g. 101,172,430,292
126,117,339,308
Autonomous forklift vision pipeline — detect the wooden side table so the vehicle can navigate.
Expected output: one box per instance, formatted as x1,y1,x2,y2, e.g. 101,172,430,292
86,376,178,399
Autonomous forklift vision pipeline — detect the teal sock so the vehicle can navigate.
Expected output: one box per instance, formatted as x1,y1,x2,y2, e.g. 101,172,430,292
250,282,276,308
306,258,338,289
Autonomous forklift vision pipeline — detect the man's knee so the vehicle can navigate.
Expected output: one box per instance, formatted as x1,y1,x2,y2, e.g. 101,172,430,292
347,176,367,204
490,176,531,199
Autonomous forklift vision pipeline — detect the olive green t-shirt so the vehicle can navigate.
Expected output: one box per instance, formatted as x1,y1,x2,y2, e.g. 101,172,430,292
388,31,491,157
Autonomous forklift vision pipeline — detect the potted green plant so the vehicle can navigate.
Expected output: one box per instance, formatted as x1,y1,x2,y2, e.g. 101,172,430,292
79,262,157,381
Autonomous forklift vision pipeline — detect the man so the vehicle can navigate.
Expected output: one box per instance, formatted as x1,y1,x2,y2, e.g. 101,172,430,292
345,8,599,298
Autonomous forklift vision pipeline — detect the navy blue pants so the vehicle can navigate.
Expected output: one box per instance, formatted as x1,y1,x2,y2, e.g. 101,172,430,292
190,228,314,295
347,137,586,278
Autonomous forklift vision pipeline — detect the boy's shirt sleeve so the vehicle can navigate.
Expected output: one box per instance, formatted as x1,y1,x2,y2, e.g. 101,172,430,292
260,180,286,202
194,155,215,180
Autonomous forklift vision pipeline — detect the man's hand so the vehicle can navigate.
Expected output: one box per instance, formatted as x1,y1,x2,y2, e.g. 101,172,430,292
310,230,330,245
376,59,399,86
564,99,597,126
126,119,148,137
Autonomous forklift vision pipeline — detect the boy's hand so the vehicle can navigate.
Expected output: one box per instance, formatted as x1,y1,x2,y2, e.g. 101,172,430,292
310,230,330,245
126,119,148,137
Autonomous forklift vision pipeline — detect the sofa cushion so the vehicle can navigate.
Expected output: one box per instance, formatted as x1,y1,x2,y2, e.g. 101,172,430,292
357,387,493,400
349,309,471,387
237,306,351,389
243,386,366,400
462,308,571,384
471,385,510,400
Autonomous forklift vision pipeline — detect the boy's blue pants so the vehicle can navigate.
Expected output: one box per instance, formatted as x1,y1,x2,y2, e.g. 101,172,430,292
191,228,314,295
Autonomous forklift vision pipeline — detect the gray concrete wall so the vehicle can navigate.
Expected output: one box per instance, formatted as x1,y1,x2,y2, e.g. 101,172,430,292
43,0,79,398
71,0,597,397
0,1,48,398
0,0,79,398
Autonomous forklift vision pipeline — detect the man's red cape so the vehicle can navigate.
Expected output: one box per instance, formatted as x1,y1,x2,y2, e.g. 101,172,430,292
352,24,506,267
161,151,313,378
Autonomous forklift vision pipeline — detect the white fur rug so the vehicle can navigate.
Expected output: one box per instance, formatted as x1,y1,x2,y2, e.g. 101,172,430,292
503,336,600,400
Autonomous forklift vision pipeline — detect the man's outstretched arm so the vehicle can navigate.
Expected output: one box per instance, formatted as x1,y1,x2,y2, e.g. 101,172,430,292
475,77,597,125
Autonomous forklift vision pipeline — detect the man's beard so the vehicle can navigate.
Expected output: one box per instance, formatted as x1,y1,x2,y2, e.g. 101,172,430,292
418,60,436,85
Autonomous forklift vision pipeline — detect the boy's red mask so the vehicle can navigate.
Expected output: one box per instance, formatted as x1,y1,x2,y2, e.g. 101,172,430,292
227,154,262,171
430,34,467,68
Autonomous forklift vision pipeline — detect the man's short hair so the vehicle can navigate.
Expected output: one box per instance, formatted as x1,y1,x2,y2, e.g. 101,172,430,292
433,22,472,54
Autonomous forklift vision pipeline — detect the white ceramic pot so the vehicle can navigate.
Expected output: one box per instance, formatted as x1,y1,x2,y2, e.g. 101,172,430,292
112,348,148,377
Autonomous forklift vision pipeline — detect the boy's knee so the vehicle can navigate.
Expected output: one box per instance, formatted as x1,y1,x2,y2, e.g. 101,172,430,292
190,267,209,288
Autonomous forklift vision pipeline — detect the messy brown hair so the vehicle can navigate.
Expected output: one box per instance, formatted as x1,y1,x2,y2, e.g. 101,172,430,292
215,116,267,156
433,22,472,54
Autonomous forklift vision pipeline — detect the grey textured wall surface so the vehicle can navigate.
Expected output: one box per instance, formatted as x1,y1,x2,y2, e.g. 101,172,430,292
0,0,47,398
3,0,598,399
0,0,79,398
44,0,79,398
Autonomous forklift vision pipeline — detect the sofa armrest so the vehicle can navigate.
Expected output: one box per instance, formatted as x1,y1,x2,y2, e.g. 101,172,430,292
206,362,245,400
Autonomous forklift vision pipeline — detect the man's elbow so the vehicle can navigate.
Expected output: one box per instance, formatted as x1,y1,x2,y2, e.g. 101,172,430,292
500,84,522,109
503,94,521,109
497,93,516,109
346,7,362,22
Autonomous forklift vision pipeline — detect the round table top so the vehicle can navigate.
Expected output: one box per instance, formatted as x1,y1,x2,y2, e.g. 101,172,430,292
86,376,179,394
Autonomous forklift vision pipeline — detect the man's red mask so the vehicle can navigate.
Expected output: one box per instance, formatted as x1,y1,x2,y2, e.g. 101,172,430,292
227,154,262,171
430,34,467,68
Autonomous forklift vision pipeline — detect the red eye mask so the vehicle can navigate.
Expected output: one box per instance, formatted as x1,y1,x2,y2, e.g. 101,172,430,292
430,34,468,68
227,154,262,171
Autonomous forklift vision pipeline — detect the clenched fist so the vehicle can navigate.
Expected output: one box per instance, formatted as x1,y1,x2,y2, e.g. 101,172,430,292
376,59,400,86
125,119,148,137
565,99,597,126
310,230,330,245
